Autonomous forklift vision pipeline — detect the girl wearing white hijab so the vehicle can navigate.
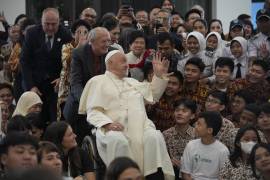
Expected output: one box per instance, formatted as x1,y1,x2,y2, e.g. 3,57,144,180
13,91,43,117
206,31,224,58
205,32,225,82
230,36,249,79
177,31,213,77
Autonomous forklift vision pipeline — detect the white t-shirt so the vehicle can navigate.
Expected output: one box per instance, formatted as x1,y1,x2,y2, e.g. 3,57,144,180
181,138,229,180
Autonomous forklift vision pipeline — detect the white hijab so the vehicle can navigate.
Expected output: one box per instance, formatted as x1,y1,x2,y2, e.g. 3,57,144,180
230,36,248,59
12,91,43,117
206,31,224,57
187,31,206,57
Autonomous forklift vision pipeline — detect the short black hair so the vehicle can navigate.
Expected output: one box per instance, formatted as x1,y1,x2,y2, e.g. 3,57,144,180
185,9,201,21
157,32,174,45
71,19,92,34
252,59,269,73
128,30,146,46
208,90,228,106
105,157,140,180
0,131,39,154
193,18,207,28
25,113,46,131
198,111,222,136
0,83,13,95
237,14,251,21
244,103,261,118
37,141,61,163
171,11,183,19
174,98,197,113
170,71,184,85
101,16,119,31
185,57,205,72
215,57,234,73
234,90,255,104
7,115,31,134
261,102,270,114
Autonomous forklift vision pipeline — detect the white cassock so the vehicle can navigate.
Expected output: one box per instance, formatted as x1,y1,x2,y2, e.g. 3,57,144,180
79,71,174,179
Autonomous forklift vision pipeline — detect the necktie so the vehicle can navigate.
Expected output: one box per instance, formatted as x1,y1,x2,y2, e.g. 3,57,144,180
46,36,52,50
236,63,242,79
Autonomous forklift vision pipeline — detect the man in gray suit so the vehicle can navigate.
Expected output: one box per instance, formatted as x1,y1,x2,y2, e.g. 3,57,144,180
63,27,112,141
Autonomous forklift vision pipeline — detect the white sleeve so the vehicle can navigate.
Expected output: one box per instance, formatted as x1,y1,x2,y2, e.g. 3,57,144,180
177,59,186,75
181,142,193,174
219,147,230,169
87,108,113,128
248,40,257,58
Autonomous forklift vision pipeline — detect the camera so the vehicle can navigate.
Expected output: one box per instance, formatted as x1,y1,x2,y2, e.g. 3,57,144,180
154,19,163,29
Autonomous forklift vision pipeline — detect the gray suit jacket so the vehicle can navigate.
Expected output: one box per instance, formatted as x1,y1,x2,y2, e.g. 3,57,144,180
63,44,113,123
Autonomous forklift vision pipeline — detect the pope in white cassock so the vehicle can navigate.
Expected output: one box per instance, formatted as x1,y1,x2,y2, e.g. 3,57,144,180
79,50,174,179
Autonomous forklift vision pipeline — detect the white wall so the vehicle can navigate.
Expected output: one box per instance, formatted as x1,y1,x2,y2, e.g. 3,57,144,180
212,0,251,34
0,0,26,25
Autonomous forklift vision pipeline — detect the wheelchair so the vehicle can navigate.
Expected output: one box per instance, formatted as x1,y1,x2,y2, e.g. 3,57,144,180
71,114,106,180
81,130,106,180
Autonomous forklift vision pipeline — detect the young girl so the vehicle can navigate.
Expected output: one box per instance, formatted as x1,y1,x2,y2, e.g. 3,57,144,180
250,143,270,180
230,36,248,79
208,19,226,40
177,31,213,78
219,126,261,180
12,91,42,117
193,19,208,37
223,19,245,57
206,32,224,58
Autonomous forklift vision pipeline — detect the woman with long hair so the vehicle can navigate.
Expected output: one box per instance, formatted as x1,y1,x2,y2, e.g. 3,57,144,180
219,125,261,179
250,143,270,180
43,121,95,180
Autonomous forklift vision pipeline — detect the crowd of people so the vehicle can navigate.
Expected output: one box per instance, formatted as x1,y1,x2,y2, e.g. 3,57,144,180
0,0,270,179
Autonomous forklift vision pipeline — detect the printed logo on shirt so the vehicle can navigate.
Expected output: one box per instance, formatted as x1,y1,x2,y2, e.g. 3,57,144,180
194,154,212,164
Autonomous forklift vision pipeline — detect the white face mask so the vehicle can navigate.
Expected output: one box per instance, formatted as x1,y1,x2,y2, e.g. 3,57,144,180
240,141,256,154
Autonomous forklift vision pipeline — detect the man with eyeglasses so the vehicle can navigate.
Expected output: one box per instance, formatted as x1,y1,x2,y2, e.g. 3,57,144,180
64,27,116,143
204,90,235,148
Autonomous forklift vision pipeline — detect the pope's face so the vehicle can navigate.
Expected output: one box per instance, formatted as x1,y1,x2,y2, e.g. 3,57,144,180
109,53,129,78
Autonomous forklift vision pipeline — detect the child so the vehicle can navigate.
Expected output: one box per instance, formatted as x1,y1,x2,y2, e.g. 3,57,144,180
230,36,248,79
163,98,197,179
210,57,238,101
205,32,223,59
181,111,229,180
204,90,235,148
227,104,266,152
177,31,213,77
257,102,270,143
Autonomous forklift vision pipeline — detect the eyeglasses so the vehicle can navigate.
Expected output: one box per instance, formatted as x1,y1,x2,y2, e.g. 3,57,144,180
206,98,221,104
75,30,89,35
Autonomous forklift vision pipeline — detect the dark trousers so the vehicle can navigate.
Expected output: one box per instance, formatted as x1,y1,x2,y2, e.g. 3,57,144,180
13,73,24,103
38,81,57,123
145,168,164,180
